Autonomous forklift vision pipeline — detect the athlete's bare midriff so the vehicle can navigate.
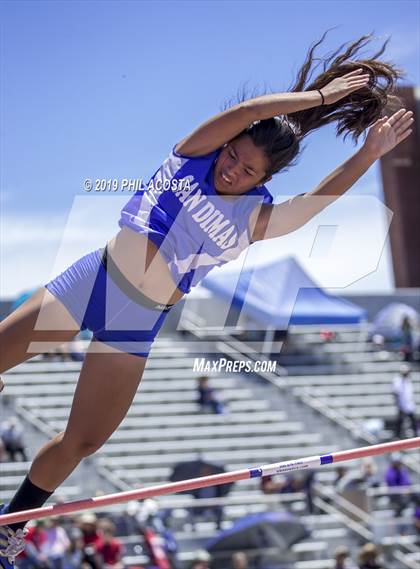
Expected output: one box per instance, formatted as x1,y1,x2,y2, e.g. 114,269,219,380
106,227,185,306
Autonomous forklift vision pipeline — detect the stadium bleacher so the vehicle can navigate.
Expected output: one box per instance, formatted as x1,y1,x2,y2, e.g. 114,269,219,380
1,327,419,568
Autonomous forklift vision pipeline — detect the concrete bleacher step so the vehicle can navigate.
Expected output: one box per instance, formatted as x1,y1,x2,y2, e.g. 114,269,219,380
103,421,304,443
3,373,244,392
9,384,253,402
333,405,404,419
279,351,400,366
101,432,323,456
119,533,329,564
7,354,169,371
16,387,252,407
301,383,420,396
281,342,378,356
299,392,420,408
0,486,81,502
314,342,383,353
295,561,335,569
5,355,199,374
287,370,420,386
49,410,289,431
0,461,32,474
98,444,338,469
289,323,365,334
19,400,270,421
311,527,348,540
281,360,409,376
296,388,420,410
110,464,350,486
7,361,220,380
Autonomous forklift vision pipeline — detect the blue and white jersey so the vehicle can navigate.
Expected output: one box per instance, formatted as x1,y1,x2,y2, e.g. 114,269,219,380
118,146,273,293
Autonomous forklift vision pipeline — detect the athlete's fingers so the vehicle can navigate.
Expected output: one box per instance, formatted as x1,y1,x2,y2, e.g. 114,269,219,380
394,111,414,125
347,78,370,90
387,108,407,125
348,80,370,89
342,68,365,77
389,112,414,133
347,79,370,86
396,128,413,144
347,73,370,80
394,117,415,136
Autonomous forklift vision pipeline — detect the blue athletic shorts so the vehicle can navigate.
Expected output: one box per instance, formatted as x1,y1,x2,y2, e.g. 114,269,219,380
45,247,174,358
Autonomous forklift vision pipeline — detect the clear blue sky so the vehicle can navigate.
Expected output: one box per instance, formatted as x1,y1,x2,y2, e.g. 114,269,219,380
1,0,419,297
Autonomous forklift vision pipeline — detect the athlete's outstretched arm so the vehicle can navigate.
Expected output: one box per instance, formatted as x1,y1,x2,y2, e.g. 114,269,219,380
175,70,370,157
251,108,414,241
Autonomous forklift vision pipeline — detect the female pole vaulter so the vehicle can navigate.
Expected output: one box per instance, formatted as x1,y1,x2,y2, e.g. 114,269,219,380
0,32,414,567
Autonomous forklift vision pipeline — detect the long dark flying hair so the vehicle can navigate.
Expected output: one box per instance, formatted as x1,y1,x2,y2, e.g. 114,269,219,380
228,30,406,180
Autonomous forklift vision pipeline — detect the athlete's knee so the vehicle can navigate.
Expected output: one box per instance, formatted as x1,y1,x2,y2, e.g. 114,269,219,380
61,432,107,458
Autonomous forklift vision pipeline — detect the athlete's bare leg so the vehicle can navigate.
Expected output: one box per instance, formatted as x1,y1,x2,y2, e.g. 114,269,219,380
27,342,146,491
0,287,81,374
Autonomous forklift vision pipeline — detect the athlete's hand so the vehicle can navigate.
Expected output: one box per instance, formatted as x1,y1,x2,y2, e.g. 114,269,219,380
362,109,414,160
319,68,370,105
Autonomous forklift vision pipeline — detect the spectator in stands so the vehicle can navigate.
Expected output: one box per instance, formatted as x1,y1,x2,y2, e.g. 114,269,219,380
63,526,86,569
261,474,283,494
123,500,143,535
0,416,28,461
192,465,224,530
385,453,412,517
0,436,6,462
78,513,102,548
230,551,249,568
357,543,383,569
261,473,296,494
320,329,336,342
371,334,390,362
77,512,103,568
260,472,317,513
413,500,420,536
18,519,49,568
334,545,351,569
334,466,348,487
42,343,73,362
400,315,414,362
68,329,92,362
413,501,420,549
261,472,315,512
95,520,124,568
190,549,211,569
392,364,418,439
302,471,316,514
197,376,225,414
41,517,71,569
360,458,380,488
371,334,385,351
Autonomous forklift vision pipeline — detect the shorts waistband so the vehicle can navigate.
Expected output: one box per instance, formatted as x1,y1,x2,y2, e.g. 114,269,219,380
99,246,174,312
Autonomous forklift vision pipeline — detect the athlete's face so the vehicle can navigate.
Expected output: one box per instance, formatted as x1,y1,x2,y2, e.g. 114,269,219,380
213,135,271,196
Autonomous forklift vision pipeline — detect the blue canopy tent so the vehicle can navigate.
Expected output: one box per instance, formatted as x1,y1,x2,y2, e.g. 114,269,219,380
202,257,367,349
